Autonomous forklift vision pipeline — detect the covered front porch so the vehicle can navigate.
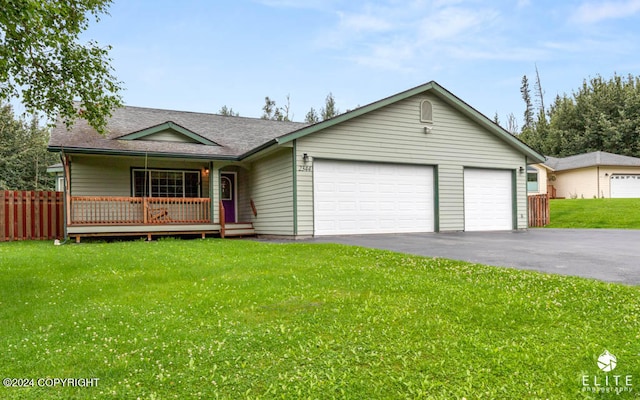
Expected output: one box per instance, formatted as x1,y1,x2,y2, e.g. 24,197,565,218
60,153,255,242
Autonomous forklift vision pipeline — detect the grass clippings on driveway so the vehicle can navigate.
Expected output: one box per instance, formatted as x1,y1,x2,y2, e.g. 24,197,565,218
1,239,638,399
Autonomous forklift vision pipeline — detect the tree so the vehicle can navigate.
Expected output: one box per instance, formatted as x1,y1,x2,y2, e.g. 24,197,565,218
261,95,291,121
520,75,534,130
320,92,339,121
280,94,292,122
518,73,640,158
534,64,546,117
218,105,239,117
261,96,276,120
0,0,122,134
305,107,319,124
0,104,56,190
505,113,519,135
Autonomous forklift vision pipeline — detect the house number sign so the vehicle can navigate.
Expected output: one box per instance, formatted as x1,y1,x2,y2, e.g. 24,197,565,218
298,165,313,172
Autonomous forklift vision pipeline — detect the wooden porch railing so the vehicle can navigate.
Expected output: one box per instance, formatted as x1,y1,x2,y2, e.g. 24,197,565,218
528,194,550,227
70,196,211,225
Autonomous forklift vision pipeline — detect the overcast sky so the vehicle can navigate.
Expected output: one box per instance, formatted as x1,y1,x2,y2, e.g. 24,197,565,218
83,0,640,127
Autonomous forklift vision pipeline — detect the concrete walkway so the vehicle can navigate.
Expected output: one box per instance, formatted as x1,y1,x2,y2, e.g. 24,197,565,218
304,229,640,285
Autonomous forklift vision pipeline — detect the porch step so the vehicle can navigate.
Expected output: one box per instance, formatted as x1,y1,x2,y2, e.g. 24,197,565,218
223,223,256,238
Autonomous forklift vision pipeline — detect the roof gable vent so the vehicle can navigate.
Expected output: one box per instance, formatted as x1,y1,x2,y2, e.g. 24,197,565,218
420,100,433,123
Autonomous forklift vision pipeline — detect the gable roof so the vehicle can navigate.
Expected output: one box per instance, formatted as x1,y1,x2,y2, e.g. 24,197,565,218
273,81,545,163
544,151,640,171
49,81,544,163
117,121,220,146
49,106,308,159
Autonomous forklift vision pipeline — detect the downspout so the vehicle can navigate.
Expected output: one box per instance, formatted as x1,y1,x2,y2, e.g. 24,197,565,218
597,165,600,198
292,140,298,236
523,156,528,230
209,161,215,223
59,150,69,241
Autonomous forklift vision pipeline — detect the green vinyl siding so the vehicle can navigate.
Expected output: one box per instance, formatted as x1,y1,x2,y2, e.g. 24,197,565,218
69,155,210,198
245,148,294,235
141,130,200,143
295,94,527,232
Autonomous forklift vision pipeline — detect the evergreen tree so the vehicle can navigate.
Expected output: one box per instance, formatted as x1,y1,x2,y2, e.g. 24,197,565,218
520,75,534,130
518,73,640,157
305,107,320,124
261,95,291,121
320,93,339,121
0,104,56,190
261,96,276,120
218,105,239,117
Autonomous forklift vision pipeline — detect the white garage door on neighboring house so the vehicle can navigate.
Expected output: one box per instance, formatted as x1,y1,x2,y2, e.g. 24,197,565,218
610,175,640,198
464,168,513,231
313,160,434,235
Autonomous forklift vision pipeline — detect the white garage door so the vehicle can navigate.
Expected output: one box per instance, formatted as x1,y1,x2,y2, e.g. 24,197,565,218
313,160,434,235
610,175,640,198
464,168,513,231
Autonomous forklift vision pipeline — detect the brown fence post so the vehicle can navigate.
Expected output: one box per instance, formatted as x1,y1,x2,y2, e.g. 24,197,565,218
528,194,550,227
0,191,6,241
219,200,225,238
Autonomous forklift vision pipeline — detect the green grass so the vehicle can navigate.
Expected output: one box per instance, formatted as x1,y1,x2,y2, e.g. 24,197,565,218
547,198,640,228
1,239,639,399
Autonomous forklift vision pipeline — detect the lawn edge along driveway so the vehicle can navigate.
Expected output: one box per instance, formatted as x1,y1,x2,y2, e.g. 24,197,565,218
304,229,640,285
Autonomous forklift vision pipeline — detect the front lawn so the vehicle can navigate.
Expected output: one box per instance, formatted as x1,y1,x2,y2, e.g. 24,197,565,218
1,240,638,399
547,198,640,228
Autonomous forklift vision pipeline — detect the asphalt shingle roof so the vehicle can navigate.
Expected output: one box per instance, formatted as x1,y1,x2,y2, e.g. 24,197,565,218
49,105,309,158
544,151,640,171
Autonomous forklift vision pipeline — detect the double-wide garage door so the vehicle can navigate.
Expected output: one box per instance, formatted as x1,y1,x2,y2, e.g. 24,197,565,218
610,175,640,198
313,160,434,235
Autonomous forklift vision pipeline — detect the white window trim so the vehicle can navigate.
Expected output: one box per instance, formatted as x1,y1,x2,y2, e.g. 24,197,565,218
132,168,201,198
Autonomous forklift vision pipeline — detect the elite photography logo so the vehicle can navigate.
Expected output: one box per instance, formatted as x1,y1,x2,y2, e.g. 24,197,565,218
582,350,633,395
597,350,617,373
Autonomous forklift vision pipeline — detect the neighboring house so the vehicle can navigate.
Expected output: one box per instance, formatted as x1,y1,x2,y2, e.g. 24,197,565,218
530,151,640,199
46,163,65,191
48,81,544,241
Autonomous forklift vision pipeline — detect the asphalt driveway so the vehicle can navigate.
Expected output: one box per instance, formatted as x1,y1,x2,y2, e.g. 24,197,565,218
305,229,640,285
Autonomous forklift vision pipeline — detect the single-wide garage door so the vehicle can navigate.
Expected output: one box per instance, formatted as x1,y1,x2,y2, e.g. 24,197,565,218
313,160,434,235
464,168,513,231
610,175,640,198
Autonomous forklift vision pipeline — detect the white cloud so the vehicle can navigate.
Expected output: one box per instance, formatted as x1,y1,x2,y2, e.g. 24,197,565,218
254,0,340,10
572,0,640,23
337,12,394,33
349,40,417,71
418,7,497,42
314,1,557,72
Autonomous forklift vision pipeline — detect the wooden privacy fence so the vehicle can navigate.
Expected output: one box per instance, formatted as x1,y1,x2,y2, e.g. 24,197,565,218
1,191,64,241
528,194,550,227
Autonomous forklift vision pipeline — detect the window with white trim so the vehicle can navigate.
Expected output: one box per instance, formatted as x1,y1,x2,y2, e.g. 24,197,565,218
132,169,200,198
527,171,539,192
